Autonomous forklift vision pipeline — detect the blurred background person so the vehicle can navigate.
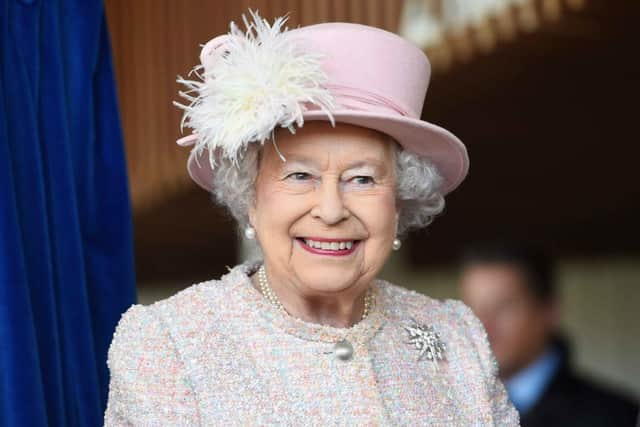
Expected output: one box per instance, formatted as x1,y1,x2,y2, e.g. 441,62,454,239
459,243,639,426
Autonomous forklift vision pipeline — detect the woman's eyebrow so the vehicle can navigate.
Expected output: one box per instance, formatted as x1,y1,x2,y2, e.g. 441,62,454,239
342,160,386,172
279,156,319,171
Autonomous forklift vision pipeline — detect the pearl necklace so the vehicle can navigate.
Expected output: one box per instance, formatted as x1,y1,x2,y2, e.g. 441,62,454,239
257,264,374,321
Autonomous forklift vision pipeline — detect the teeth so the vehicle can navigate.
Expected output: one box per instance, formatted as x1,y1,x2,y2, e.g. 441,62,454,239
303,239,356,251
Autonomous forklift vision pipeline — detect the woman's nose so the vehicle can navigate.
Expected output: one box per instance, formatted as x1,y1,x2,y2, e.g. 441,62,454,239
310,180,350,225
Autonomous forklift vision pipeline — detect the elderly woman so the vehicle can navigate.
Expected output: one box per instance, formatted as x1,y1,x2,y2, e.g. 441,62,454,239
104,12,519,426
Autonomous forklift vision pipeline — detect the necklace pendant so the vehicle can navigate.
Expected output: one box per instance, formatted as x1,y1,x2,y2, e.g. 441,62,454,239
404,318,446,365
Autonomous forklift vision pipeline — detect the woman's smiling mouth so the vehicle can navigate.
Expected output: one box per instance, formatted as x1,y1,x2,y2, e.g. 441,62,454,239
296,237,360,256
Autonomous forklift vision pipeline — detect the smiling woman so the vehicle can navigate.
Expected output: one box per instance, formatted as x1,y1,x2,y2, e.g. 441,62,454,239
104,10,520,426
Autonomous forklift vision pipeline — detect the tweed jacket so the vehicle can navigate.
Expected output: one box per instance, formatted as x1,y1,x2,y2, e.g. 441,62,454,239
104,263,519,426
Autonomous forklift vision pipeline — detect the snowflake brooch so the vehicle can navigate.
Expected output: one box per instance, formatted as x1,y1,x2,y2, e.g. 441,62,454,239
404,319,446,366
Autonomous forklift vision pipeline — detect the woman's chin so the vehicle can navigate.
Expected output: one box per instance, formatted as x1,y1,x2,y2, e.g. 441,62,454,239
292,264,365,295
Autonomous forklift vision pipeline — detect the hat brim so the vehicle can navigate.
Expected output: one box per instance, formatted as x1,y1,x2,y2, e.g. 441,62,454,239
186,110,469,195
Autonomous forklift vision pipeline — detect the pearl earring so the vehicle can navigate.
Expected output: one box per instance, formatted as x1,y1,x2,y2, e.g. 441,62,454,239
244,225,256,240
392,238,402,251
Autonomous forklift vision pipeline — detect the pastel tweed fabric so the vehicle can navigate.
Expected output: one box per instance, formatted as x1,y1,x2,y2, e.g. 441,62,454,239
104,263,519,426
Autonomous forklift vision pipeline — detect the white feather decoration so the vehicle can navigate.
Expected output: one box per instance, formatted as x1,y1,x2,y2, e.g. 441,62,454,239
174,10,336,167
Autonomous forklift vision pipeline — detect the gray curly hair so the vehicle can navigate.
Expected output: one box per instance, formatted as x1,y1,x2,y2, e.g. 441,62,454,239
211,138,445,236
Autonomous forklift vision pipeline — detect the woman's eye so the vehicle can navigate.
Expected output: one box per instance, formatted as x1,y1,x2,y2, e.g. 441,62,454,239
286,172,312,181
351,176,374,185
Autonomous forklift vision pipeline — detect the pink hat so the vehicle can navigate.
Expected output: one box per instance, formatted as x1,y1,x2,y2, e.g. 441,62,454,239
176,13,468,195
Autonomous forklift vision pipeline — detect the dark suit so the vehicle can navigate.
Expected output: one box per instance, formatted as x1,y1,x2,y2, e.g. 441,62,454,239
520,339,639,427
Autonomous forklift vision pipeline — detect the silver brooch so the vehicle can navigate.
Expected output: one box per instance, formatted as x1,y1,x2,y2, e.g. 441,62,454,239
405,319,446,365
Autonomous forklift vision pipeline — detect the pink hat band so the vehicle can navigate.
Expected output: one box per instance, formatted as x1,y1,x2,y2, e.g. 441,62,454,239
316,84,416,118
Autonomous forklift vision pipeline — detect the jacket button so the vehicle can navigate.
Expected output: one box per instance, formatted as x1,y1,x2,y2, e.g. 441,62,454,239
334,339,353,361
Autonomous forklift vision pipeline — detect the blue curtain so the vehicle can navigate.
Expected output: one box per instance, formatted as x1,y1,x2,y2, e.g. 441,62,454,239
0,0,136,425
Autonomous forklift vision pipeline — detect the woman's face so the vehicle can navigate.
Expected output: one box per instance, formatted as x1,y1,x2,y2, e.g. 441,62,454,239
250,122,398,297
